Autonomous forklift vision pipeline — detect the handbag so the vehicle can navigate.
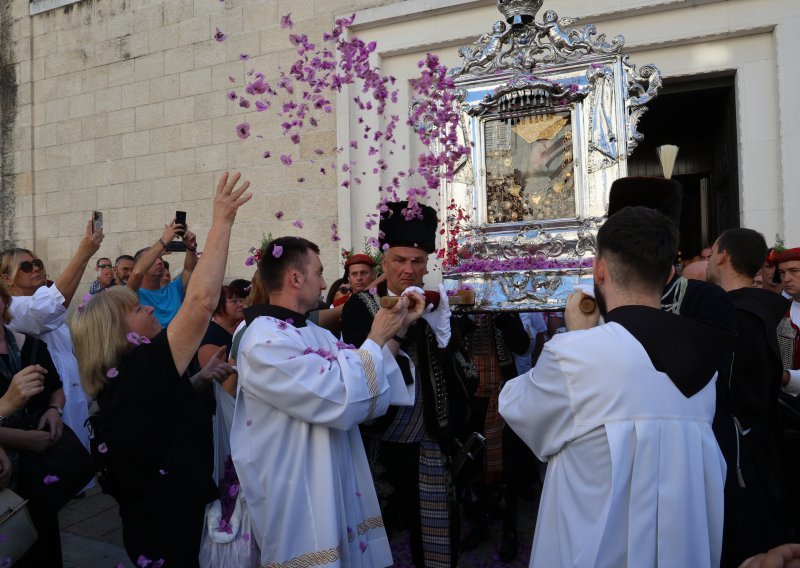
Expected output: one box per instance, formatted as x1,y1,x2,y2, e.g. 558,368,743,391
0,488,38,563
16,424,95,512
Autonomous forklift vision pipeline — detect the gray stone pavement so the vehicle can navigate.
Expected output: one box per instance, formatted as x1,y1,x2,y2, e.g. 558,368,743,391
58,484,539,567
59,487,131,568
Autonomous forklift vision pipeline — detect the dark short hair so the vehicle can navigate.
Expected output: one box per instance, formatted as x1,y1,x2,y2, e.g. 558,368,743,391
597,206,679,294
716,228,767,278
214,283,249,316
325,277,347,306
258,237,320,292
228,278,250,298
134,248,149,260
115,254,135,265
96,257,111,267
162,260,170,270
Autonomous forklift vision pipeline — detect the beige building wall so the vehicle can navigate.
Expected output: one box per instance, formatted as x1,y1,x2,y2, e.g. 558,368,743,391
3,0,800,290
1,0,403,290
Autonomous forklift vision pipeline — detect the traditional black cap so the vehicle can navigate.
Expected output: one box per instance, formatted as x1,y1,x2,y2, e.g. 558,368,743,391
379,201,438,254
608,177,683,227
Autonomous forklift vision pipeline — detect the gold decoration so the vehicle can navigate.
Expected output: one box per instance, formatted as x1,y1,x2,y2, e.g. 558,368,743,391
513,114,568,144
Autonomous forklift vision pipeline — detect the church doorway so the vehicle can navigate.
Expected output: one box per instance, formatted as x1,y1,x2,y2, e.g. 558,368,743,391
627,75,740,261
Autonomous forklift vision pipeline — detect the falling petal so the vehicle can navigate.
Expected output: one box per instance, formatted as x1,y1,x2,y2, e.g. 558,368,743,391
239,53,250,60
280,154,293,166
275,210,285,219
246,419,253,426
158,469,168,475
82,293,92,303
228,75,236,83
214,27,226,42
106,367,119,378
314,148,324,155
227,91,237,101
43,474,60,485
280,13,294,29
255,100,269,112
140,336,151,345
297,177,305,183
263,150,271,159
242,532,250,542
152,561,165,568
126,332,142,345
292,219,304,229
98,442,109,454
136,555,152,568
239,98,251,109
236,122,251,139
272,245,283,258
359,541,368,553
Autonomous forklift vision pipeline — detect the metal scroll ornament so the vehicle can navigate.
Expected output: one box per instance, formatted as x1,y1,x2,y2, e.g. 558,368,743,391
441,0,662,311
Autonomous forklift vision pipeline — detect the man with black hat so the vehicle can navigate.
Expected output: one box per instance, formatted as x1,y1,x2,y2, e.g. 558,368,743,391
341,201,478,568
500,205,734,567
606,176,770,567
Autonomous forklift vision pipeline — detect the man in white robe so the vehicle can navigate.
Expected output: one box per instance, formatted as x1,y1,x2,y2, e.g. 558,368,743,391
500,206,734,568
231,236,423,568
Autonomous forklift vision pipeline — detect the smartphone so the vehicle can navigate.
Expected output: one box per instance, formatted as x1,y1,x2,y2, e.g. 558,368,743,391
92,211,103,233
175,211,187,237
165,241,187,252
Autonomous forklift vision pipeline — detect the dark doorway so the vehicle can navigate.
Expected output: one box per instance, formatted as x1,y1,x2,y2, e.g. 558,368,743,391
628,75,740,261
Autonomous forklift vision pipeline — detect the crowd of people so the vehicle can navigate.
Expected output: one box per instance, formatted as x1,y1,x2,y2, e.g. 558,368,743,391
2,171,800,568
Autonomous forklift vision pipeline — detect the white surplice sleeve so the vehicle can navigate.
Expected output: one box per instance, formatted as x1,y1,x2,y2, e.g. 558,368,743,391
7,284,67,336
499,339,576,461
239,320,413,431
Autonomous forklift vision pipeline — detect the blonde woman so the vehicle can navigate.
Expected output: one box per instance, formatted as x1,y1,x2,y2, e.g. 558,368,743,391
0,223,103,452
69,172,251,567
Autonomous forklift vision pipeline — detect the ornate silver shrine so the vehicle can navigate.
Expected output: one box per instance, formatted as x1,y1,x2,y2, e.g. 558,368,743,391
441,0,662,311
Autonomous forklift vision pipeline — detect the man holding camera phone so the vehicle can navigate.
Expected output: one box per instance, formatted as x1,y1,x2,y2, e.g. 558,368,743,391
127,213,197,327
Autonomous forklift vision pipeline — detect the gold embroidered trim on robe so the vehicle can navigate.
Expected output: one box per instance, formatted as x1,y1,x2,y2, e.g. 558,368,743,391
356,349,379,419
265,544,341,568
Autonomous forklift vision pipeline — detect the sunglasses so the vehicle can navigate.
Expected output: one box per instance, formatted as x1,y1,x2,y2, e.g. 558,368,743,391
18,259,44,273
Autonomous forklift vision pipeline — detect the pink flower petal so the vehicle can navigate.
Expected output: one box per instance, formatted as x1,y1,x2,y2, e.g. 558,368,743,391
239,53,250,60
246,419,253,426
280,154,293,166
263,150,271,159
43,474,60,485
272,245,283,258
275,210,284,219
292,219,303,229
136,555,152,568
236,122,251,140
214,27,226,42
280,13,294,29
98,442,108,454
106,367,119,378
158,469,168,475
126,332,142,345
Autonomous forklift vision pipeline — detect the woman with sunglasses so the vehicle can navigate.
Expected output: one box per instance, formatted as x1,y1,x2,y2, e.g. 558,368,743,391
0,221,103,452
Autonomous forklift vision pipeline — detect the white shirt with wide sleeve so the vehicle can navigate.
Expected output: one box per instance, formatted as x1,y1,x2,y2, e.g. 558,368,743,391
7,284,90,450
230,315,414,568
499,322,725,568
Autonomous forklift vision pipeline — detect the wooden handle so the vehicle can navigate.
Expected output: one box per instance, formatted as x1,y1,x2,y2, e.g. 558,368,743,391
579,296,597,314
379,289,476,309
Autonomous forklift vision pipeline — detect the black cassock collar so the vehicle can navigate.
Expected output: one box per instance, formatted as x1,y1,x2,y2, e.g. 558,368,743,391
243,304,308,328
605,305,735,398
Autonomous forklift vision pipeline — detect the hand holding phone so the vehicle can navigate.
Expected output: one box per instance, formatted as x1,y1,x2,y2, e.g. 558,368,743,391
92,211,103,233
175,211,187,237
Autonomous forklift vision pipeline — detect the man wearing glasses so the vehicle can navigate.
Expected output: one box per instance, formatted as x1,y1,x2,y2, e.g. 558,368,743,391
88,257,115,295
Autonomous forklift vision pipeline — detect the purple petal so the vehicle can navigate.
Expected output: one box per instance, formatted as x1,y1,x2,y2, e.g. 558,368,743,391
239,53,250,60
214,27,226,42
292,219,303,229
136,555,152,568
275,210,284,219
43,474,60,485
106,367,119,378
236,122,251,140
263,150,271,159
280,154,293,166
158,469,168,475
280,13,294,29
98,442,108,454
272,245,283,258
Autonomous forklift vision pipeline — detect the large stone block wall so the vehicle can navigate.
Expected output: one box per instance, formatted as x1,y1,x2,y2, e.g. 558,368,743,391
2,0,400,286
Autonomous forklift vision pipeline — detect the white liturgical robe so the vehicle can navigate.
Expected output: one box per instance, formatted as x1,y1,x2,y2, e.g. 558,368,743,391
230,313,414,568
499,321,726,568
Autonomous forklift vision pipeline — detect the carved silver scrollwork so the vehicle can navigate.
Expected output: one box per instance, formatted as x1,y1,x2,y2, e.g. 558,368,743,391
463,75,590,118
450,5,625,80
624,58,662,153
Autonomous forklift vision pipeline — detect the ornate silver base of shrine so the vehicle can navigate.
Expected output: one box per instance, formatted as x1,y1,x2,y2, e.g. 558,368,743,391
443,268,594,312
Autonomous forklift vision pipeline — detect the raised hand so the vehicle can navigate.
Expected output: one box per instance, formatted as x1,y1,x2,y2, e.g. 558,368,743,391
214,172,253,224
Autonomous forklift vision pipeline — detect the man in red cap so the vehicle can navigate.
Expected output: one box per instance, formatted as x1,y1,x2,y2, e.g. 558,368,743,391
333,254,377,308
775,247,800,393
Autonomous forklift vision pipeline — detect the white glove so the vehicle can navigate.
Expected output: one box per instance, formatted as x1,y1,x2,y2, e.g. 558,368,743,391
421,283,452,348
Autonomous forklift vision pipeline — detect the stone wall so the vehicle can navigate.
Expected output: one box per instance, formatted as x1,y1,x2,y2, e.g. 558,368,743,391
2,0,401,285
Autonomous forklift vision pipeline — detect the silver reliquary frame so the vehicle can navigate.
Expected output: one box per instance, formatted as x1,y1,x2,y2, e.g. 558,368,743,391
441,0,662,311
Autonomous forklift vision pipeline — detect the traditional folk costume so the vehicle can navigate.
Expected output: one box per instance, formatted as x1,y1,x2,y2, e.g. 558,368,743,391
230,305,415,567
341,202,478,568
500,305,734,567
770,247,800,536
